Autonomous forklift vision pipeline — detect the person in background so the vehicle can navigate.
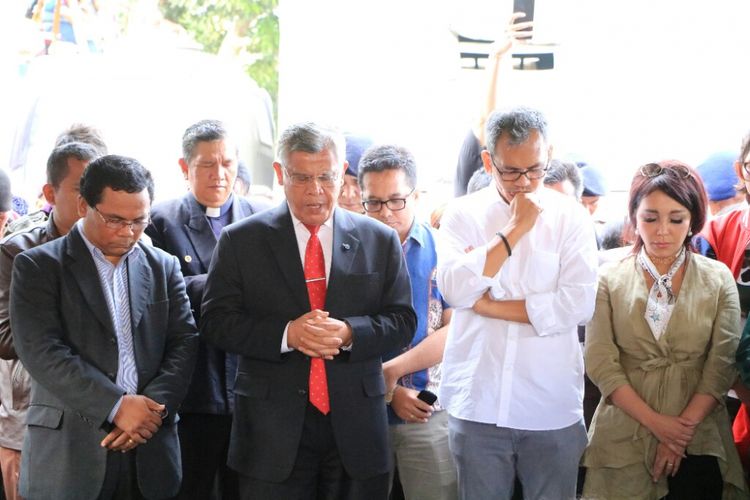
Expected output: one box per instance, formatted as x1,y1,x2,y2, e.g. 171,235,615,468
359,144,457,500
544,159,583,200
438,106,597,499
695,132,750,472
9,123,108,235
233,161,252,198
200,122,416,499
338,134,373,214
583,160,746,499
0,173,12,240
11,155,198,500
146,119,269,500
580,164,608,218
453,13,533,197
0,142,100,500
696,151,745,218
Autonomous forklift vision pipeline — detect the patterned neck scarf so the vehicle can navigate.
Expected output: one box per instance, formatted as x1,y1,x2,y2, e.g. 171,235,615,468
638,247,686,341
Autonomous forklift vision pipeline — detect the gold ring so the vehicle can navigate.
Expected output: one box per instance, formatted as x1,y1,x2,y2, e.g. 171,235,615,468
128,438,134,444
667,462,673,467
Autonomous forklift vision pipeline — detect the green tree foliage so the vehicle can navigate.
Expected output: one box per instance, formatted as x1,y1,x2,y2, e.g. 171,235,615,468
159,0,278,118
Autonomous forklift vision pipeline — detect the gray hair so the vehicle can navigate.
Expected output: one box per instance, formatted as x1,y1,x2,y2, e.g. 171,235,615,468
543,159,583,199
485,106,549,156
357,144,418,190
182,119,232,162
276,122,345,170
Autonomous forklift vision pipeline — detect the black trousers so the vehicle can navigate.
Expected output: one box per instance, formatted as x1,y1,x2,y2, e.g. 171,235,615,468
176,413,238,500
239,403,389,500
663,455,722,500
98,450,143,500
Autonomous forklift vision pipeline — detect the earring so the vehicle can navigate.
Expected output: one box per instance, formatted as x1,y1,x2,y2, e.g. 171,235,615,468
688,230,693,237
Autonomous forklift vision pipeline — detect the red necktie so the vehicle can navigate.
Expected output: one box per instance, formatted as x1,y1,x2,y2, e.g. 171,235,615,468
303,224,330,414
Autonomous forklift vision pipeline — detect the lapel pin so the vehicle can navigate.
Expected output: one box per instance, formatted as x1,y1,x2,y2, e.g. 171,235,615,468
341,243,350,251
184,255,193,263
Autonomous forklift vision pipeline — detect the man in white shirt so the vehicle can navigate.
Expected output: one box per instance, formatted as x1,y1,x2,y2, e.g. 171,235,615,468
437,106,598,499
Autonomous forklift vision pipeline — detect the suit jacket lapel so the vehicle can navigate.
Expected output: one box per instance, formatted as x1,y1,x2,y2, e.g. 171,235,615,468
327,208,360,311
184,195,217,271
66,226,116,337
267,204,309,311
127,246,152,331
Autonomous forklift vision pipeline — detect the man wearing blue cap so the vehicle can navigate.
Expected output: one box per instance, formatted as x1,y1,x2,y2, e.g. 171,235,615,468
338,134,373,214
697,151,745,218
580,165,608,217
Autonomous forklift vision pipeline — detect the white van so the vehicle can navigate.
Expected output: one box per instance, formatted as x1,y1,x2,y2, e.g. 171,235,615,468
7,48,275,203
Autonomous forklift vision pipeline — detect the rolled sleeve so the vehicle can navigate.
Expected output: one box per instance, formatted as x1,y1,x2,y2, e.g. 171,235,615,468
437,213,504,308
697,271,740,399
526,215,598,336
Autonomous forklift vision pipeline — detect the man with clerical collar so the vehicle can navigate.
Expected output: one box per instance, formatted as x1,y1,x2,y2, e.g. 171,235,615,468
145,119,269,500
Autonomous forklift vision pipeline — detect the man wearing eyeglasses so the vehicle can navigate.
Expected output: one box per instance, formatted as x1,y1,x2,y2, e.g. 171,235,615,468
437,106,598,499
201,122,416,500
359,144,457,499
9,155,198,499
145,119,269,500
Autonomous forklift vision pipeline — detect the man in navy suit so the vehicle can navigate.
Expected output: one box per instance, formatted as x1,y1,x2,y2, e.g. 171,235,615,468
201,122,416,500
11,155,198,499
145,119,268,499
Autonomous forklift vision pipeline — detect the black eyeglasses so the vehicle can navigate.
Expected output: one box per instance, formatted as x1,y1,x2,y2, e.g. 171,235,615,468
491,157,548,181
639,163,692,179
94,207,150,231
362,188,416,213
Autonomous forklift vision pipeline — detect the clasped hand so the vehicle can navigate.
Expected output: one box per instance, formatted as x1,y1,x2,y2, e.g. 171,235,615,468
101,394,165,452
288,310,352,359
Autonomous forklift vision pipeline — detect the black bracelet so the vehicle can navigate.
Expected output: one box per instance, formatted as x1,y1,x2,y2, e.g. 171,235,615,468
496,231,512,257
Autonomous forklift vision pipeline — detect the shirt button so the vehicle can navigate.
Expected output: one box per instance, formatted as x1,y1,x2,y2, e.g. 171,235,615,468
298,389,307,397
107,372,115,379
109,338,116,344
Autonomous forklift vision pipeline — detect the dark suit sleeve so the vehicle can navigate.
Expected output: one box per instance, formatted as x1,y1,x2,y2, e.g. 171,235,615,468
201,231,289,362
140,255,199,421
11,252,123,424
344,230,416,362
0,244,17,359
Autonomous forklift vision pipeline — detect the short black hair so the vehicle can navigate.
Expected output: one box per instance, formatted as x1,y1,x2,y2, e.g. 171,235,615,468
80,155,155,207
46,142,100,188
357,144,418,190
182,119,230,162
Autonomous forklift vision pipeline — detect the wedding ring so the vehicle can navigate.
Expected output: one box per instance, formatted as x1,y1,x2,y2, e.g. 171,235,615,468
127,438,134,445
666,462,674,467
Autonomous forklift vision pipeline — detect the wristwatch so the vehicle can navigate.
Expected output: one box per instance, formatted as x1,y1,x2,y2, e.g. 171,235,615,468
385,385,399,405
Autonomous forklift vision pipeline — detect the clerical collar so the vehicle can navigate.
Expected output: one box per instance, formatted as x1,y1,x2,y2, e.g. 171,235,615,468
200,194,234,218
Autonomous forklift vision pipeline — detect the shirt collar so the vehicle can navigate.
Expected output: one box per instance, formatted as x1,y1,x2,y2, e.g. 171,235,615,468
77,219,141,265
200,194,234,218
403,218,424,248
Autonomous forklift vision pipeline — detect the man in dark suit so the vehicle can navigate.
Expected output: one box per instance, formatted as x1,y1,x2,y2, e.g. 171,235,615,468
10,155,198,500
201,122,416,500
145,119,268,500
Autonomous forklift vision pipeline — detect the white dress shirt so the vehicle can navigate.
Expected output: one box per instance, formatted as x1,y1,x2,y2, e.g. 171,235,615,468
437,186,598,430
281,205,334,352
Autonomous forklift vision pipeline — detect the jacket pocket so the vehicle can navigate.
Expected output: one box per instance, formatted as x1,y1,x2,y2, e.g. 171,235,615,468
233,373,269,399
26,405,63,429
361,372,386,398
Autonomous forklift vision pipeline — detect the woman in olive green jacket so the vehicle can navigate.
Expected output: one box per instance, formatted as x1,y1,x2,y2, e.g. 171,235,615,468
583,161,747,500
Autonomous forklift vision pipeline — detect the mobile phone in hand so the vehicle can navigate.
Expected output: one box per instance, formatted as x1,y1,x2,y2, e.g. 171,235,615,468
512,0,535,36
417,390,437,405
